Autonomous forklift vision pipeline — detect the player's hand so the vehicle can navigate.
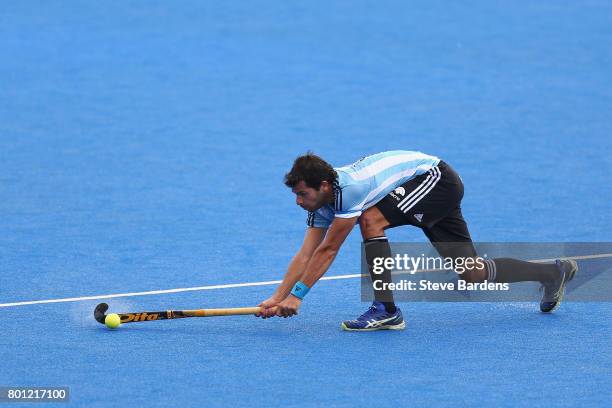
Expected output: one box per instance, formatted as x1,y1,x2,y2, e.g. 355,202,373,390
256,296,282,318
276,295,301,318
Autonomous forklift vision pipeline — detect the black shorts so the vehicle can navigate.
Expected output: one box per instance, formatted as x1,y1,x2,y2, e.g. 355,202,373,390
375,161,477,259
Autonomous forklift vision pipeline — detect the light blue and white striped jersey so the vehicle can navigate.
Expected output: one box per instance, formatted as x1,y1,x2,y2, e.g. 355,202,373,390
307,150,440,228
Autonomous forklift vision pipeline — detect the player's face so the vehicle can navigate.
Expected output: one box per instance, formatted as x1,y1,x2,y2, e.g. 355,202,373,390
292,181,330,212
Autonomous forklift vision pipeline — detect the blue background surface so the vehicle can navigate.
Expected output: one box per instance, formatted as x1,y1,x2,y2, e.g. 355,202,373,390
1,1,611,406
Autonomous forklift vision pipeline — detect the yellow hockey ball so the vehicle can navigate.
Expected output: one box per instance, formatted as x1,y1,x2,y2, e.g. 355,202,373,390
105,313,121,329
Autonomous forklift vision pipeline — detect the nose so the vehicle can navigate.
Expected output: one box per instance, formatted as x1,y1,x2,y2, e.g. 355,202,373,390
296,196,303,206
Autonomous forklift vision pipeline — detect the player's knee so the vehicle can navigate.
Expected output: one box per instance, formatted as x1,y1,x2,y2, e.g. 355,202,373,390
459,267,486,283
359,216,379,238
359,210,385,239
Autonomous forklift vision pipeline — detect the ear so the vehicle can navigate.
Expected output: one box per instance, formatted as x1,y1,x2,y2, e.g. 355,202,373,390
320,180,332,192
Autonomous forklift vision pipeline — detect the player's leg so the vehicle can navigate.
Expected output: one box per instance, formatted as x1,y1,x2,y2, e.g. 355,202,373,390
342,211,406,331
354,164,463,315
420,208,484,282
426,218,563,285
423,212,559,284
420,208,557,284
423,209,578,311
341,206,405,331
343,165,462,331
411,162,577,311
425,210,562,284
357,206,396,312
341,184,428,331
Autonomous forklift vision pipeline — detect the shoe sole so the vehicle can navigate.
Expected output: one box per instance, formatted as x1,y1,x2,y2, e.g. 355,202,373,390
541,259,578,313
341,321,406,332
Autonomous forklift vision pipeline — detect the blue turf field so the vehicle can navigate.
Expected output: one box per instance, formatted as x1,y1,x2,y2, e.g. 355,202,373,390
1,1,611,407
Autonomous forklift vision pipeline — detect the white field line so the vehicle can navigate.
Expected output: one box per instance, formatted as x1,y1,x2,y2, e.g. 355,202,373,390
1,253,610,308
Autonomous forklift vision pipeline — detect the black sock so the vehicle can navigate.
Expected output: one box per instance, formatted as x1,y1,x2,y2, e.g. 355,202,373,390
364,236,396,313
485,258,559,284
382,302,397,313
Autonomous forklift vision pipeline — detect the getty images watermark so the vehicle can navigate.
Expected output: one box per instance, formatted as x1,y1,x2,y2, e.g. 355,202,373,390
371,253,509,292
361,242,612,302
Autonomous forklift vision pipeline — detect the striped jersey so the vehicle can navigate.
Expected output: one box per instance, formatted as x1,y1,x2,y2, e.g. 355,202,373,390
307,150,440,228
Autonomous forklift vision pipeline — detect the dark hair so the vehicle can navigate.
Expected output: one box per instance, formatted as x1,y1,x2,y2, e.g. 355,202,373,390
284,152,337,189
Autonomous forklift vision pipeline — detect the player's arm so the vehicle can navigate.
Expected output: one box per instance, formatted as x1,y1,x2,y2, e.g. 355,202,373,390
272,227,326,300
256,227,326,317
275,216,358,317
299,216,357,287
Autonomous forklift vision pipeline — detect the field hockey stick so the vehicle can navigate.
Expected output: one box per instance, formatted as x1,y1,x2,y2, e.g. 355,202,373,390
94,302,262,324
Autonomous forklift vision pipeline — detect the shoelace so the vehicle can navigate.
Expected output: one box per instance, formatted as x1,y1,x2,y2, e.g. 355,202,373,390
357,305,379,320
